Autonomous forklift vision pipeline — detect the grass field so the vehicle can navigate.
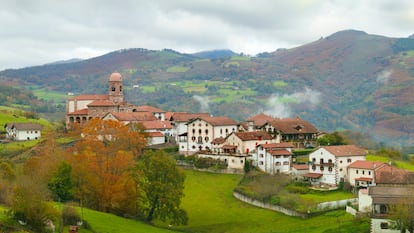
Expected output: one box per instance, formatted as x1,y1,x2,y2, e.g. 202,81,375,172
171,170,368,233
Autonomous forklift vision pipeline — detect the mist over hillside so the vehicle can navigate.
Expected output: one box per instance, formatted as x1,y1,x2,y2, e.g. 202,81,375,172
1,30,414,147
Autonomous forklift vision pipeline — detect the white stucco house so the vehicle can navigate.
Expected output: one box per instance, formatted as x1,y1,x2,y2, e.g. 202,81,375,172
178,116,238,155
4,122,43,141
168,112,211,143
254,142,294,174
305,145,367,186
347,160,385,187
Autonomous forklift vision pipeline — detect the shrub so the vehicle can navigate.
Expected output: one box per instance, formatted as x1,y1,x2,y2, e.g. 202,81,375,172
62,205,81,226
270,195,281,205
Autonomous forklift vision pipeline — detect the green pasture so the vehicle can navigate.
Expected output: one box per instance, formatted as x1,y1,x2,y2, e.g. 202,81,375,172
166,66,189,73
29,86,67,103
273,80,288,88
366,155,414,171
140,85,156,93
230,56,251,61
171,170,368,233
213,88,256,103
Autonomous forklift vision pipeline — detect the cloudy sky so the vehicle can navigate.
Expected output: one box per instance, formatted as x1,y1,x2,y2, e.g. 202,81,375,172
1,0,413,70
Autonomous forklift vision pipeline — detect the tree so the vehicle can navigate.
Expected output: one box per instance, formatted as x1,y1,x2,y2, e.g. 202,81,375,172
48,161,74,202
389,195,414,233
132,150,188,225
317,131,349,146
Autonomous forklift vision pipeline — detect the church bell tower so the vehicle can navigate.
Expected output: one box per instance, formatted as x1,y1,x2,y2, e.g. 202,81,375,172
108,72,123,103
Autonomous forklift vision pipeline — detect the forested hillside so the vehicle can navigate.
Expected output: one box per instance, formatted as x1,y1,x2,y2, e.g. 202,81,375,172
1,30,414,147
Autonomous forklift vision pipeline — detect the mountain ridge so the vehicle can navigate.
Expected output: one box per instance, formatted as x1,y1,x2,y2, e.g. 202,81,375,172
1,29,413,147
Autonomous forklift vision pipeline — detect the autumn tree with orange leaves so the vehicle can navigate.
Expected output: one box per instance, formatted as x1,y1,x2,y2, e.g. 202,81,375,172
68,118,147,215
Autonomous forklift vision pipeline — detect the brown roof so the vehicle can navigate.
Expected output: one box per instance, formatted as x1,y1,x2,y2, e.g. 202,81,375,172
304,173,323,178
134,105,165,113
222,144,238,149
147,131,164,137
233,131,273,141
348,160,384,169
258,142,295,149
369,186,414,204
109,72,122,81
67,108,88,115
108,112,157,121
267,117,318,134
212,137,226,145
140,121,172,130
193,116,238,126
292,164,309,170
170,112,211,122
87,99,116,107
5,122,42,130
246,113,275,126
323,145,366,157
69,94,109,101
268,149,292,156
375,164,414,184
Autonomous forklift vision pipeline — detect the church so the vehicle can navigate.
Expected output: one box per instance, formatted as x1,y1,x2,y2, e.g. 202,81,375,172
66,72,140,127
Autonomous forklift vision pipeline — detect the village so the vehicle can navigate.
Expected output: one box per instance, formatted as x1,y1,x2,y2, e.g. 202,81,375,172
4,72,414,233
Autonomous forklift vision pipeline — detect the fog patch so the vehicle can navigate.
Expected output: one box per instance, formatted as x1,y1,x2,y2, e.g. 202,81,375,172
261,87,321,118
376,70,392,84
193,95,210,112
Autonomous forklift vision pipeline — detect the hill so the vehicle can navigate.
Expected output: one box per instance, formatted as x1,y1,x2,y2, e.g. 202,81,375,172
0,30,414,147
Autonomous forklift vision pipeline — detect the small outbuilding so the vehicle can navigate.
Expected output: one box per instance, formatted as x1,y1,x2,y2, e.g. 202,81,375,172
4,122,43,141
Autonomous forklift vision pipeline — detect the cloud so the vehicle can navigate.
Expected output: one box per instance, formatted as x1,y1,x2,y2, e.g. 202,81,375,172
1,0,414,70
262,87,322,118
193,95,210,112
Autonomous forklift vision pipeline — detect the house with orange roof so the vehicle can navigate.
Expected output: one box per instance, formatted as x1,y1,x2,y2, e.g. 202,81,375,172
244,113,275,131
102,112,158,124
254,142,294,174
178,116,238,155
133,105,166,121
306,145,367,186
347,160,386,187
260,116,318,148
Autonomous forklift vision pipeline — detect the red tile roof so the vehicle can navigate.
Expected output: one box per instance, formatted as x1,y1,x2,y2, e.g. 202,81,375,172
170,112,211,122
212,137,226,145
246,113,275,126
222,144,237,149
147,131,164,137
134,105,165,113
87,99,116,107
323,145,366,157
67,108,88,115
348,160,384,169
304,173,323,178
108,112,157,121
292,164,309,170
191,116,237,126
267,117,318,134
375,164,414,184
233,131,273,141
140,121,172,130
268,149,292,156
258,142,295,148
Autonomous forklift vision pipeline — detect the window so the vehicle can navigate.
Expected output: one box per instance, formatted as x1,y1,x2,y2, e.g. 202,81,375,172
259,154,264,158
191,136,196,141
328,159,332,164
380,222,389,229
241,160,244,164
356,170,359,174
347,159,352,163
320,158,324,164
192,129,195,134
312,165,316,171
192,145,196,149
205,129,209,134
259,161,264,165
204,137,209,142
197,136,203,143
312,158,316,163
340,160,343,164
276,162,281,166
339,168,343,172
369,171,371,175
328,166,333,172
362,170,365,175
283,161,289,165
320,166,324,171
199,129,202,134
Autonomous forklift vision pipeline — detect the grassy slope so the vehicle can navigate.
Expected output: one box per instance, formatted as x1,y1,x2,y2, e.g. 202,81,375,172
173,170,366,233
